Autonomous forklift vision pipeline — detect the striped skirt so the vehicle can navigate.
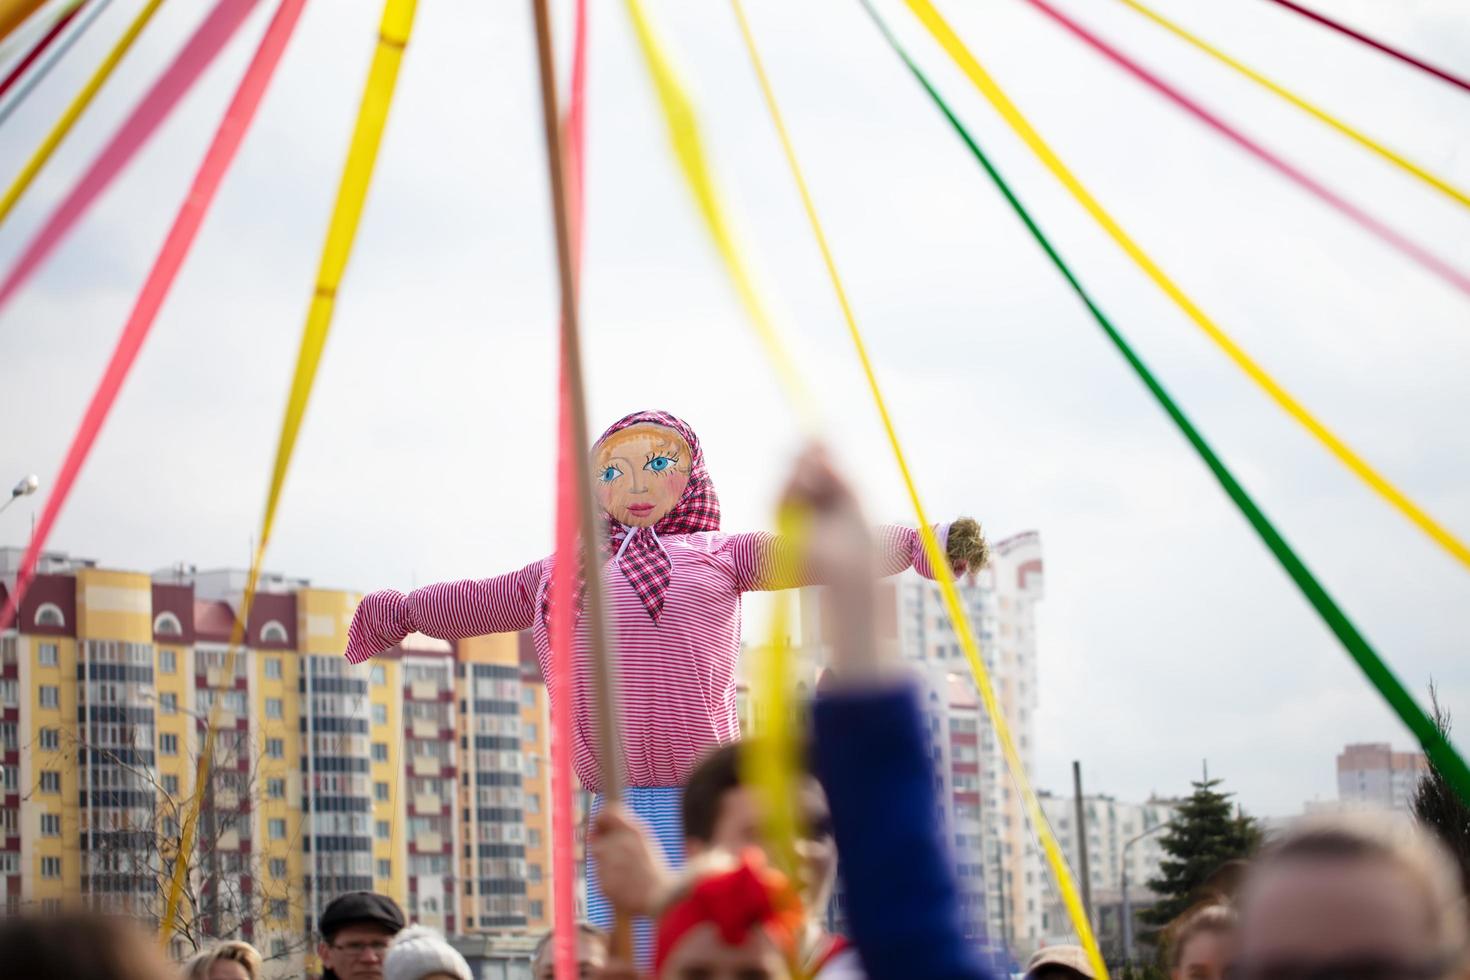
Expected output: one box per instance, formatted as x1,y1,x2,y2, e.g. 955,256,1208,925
586,785,686,968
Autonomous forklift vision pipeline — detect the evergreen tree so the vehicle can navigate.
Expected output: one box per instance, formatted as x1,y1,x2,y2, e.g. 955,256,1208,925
1411,685,1470,897
1141,777,1261,929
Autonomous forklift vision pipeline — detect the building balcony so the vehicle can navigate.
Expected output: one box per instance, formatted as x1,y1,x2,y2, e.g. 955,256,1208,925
412,756,442,777
410,679,442,702
411,717,439,740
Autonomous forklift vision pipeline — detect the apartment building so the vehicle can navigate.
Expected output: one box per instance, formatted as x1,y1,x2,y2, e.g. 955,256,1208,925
1337,742,1428,811
1,547,570,977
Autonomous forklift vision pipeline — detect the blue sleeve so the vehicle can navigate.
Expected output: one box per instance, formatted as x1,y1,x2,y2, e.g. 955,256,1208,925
813,682,996,980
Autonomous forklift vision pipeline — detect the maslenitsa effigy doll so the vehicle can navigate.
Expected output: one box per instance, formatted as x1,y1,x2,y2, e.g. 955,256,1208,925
344,409,987,947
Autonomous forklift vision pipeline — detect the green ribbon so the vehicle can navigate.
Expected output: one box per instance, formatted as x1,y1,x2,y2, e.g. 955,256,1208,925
858,0,1470,805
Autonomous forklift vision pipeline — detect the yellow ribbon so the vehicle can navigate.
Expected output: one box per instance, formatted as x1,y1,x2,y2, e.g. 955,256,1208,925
1113,0,1470,212
623,0,822,897
622,0,815,431
730,2,1106,973
0,0,167,229
745,504,808,884
159,0,418,942
903,0,1470,574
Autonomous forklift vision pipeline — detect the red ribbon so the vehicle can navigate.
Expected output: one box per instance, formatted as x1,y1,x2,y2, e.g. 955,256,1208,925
549,2,589,978
0,0,306,631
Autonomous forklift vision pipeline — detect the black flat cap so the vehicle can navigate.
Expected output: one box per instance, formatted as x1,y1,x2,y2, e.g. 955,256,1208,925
318,891,405,939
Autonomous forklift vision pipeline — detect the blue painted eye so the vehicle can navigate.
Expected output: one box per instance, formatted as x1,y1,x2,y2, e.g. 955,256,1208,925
599,465,622,483
645,456,676,474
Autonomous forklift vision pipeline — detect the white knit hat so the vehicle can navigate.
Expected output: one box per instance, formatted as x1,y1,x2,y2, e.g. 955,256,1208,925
383,924,473,980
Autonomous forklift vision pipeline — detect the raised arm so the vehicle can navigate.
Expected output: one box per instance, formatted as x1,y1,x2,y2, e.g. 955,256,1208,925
344,559,545,664
727,524,953,593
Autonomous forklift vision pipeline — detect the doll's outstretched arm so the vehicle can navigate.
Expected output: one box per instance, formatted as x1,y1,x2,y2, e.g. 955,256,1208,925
344,559,544,663
728,520,988,592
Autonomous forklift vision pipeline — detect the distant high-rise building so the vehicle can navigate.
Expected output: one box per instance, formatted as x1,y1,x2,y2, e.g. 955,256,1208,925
0,546,577,978
793,529,1045,958
1337,742,1427,811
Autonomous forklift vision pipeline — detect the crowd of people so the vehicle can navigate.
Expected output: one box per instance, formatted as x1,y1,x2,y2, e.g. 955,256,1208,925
0,446,1465,979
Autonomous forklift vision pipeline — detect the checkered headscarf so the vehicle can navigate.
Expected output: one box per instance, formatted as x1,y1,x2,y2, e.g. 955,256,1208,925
547,410,720,625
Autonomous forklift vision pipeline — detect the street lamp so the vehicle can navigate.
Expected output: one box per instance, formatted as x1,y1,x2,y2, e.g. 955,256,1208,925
0,474,39,516
1121,819,1171,967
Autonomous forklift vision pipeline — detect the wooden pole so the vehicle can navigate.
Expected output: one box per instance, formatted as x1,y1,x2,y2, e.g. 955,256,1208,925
529,0,630,961
1072,760,1094,926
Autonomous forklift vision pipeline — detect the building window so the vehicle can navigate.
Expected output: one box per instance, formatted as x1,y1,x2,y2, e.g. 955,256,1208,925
41,856,61,878
522,688,535,707
271,939,288,958
159,692,178,714
39,728,59,751
260,621,289,645
268,778,286,800
371,665,386,686
377,859,391,879
375,782,390,802
34,603,65,628
269,819,287,840
526,793,540,814
163,775,180,795
527,829,541,848
39,686,59,709
3,768,16,792
37,643,58,667
265,658,282,680
0,680,14,707
160,733,178,755
270,898,288,919
270,858,288,878
154,612,183,636
376,820,391,840
372,704,388,726
529,900,544,919
266,698,283,719
40,898,62,915
528,864,542,883
266,738,285,759
40,771,60,793
372,742,389,763
159,649,177,674
40,813,60,837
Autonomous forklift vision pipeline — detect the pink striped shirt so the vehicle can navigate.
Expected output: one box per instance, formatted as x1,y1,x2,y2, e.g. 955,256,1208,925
346,525,942,792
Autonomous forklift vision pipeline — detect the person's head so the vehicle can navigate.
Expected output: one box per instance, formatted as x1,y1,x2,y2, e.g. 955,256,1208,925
593,412,709,529
382,925,471,980
1168,905,1237,980
0,911,174,980
1238,812,1469,980
656,852,803,980
183,940,263,980
531,923,609,980
317,891,407,980
1023,944,1095,980
682,741,837,914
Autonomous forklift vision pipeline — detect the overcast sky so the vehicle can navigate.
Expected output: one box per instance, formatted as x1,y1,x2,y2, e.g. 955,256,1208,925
1,0,1467,817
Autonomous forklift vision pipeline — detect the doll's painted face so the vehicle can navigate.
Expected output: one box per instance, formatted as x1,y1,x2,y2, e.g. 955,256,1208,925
594,423,692,528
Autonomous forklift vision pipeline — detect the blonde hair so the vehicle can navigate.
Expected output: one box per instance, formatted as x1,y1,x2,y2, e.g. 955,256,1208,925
182,940,262,980
1255,811,1468,957
1167,903,1237,969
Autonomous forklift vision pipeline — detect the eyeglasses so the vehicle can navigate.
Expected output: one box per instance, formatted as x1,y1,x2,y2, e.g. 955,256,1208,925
331,940,391,958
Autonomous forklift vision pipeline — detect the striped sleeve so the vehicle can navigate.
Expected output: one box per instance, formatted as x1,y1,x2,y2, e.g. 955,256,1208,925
726,524,949,593
343,560,545,663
